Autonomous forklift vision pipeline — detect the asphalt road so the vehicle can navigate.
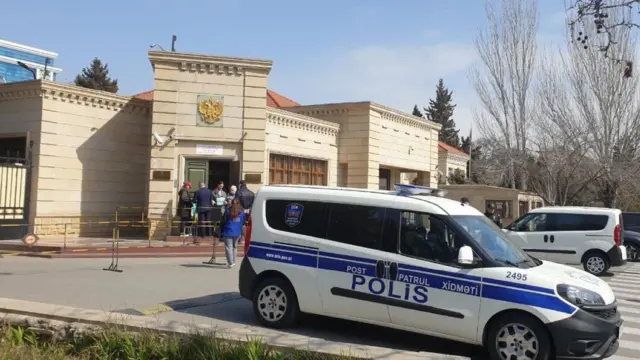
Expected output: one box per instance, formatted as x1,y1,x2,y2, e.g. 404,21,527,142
0,256,638,359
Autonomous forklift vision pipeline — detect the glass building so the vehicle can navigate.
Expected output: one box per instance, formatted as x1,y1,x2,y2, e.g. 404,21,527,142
0,39,62,84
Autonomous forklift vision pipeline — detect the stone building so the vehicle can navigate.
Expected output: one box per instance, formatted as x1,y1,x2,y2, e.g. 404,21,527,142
0,50,442,240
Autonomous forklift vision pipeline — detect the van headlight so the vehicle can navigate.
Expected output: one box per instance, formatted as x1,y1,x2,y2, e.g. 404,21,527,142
557,284,605,306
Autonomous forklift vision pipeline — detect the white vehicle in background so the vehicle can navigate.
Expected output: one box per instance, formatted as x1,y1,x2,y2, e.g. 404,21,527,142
504,207,626,276
239,185,623,360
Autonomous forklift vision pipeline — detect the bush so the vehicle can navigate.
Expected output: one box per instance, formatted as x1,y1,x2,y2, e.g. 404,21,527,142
0,324,362,360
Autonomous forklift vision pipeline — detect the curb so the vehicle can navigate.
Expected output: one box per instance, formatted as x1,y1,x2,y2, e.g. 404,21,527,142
0,297,449,360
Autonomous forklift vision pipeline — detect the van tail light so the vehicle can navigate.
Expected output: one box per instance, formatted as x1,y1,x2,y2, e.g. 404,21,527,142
614,224,622,247
243,215,253,255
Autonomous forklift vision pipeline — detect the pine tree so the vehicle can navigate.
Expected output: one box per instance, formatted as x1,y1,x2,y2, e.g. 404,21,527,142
74,58,119,93
424,79,460,148
412,105,423,118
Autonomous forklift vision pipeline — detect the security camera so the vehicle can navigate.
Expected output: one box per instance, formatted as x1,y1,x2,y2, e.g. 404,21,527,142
152,132,165,145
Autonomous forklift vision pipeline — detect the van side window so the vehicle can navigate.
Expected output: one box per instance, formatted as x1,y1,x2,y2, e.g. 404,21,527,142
265,200,328,238
513,213,548,232
623,213,640,231
549,214,608,231
326,204,385,250
398,211,459,264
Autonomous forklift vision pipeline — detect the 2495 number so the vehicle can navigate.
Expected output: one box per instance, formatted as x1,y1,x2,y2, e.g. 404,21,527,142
506,271,528,281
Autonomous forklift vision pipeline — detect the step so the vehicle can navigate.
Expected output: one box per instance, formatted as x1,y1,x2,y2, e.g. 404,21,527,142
166,236,225,243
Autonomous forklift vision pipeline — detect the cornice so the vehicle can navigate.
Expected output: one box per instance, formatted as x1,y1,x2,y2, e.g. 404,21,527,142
278,102,441,133
444,151,470,162
370,102,441,132
0,81,151,113
267,107,340,137
148,51,273,75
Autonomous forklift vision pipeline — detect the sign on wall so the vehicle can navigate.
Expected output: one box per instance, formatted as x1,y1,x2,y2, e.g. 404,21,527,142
195,144,223,155
196,95,224,127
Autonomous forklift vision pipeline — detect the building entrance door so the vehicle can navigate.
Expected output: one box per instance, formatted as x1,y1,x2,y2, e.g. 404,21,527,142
184,159,240,192
208,160,230,189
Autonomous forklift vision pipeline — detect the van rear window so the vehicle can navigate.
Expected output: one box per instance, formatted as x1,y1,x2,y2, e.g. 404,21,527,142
552,213,609,231
265,199,387,250
265,200,327,238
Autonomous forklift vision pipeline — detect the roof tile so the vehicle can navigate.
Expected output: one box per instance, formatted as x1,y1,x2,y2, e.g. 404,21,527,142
132,89,300,108
438,141,468,156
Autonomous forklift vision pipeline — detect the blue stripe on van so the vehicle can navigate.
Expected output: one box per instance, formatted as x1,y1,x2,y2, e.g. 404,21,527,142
247,241,574,314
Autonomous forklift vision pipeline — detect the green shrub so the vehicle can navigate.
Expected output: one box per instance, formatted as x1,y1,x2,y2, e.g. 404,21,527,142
0,324,362,360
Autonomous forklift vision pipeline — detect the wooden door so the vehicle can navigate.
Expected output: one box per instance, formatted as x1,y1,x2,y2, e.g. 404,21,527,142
185,160,208,193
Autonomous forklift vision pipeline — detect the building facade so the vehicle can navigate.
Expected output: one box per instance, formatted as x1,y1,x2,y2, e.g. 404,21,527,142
0,39,61,84
440,184,544,225
0,50,441,240
437,142,469,184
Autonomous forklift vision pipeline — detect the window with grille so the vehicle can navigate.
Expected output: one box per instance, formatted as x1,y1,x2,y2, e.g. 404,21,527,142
269,154,327,185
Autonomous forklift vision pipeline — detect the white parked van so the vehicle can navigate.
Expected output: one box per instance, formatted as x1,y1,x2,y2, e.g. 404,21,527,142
504,207,626,276
239,185,623,360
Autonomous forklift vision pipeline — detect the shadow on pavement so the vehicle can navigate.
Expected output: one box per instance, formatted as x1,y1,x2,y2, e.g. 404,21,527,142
174,291,487,359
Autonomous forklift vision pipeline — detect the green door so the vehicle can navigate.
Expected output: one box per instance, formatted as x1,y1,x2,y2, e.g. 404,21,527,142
185,160,208,194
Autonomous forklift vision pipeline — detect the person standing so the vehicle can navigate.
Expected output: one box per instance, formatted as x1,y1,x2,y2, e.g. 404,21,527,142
177,181,193,237
221,198,246,268
225,185,237,207
236,180,255,213
212,181,227,227
236,180,255,247
194,181,214,240
484,203,503,228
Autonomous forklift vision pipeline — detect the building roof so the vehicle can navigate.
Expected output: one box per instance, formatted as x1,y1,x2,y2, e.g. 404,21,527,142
133,89,299,108
438,141,468,156
267,89,300,107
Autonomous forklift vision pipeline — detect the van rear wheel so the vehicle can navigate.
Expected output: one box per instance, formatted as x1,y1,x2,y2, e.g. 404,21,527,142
252,277,300,329
487,313,551,360
583,252,609,276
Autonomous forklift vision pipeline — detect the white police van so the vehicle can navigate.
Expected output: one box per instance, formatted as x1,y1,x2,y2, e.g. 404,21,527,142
239,184,622,360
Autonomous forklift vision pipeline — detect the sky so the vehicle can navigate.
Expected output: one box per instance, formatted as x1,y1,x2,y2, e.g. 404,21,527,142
1,0,571,135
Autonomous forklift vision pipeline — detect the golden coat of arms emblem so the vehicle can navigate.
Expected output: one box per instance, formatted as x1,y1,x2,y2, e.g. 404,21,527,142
197,98,223,124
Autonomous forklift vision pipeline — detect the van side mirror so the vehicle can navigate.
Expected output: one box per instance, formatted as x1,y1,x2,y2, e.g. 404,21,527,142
457,246,475,265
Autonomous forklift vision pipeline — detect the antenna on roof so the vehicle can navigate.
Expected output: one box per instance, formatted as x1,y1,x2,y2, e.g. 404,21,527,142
394,184,447,197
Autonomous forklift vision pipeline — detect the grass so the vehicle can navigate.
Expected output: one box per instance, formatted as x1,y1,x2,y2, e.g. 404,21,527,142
0,324,363,360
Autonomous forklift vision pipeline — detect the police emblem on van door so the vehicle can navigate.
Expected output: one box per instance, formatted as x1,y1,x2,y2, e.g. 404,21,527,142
376,260,399,281
284,203,304,227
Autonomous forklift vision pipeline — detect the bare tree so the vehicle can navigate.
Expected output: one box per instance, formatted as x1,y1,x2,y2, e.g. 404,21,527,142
567,0,640,66
537,5,640,208
468,138,513,186
527,109,605,205
470,0,539,190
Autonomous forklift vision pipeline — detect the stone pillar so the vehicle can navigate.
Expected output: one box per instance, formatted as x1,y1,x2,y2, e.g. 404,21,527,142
414,171,433,187
146,51,273,240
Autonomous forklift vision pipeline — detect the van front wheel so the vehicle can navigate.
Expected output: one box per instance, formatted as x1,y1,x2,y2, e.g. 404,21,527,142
583,252,609,276
487,313,551,360
252,277,300,329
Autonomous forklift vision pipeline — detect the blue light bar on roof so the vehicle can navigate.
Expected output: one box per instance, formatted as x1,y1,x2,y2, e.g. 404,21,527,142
394,184,448,197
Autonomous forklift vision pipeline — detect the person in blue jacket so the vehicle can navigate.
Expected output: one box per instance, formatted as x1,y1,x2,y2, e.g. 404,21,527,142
221,198,246,268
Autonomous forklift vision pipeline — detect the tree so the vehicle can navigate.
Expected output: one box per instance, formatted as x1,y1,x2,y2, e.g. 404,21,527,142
536,4,640,207
470,0,539,190
526,117,603,205
74,58,119,93
424,79,460,148
448,169,468,185
412,105,423,118
567,0,639,66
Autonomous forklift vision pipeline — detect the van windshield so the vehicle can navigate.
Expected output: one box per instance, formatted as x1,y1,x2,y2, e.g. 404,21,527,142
452,215,539,268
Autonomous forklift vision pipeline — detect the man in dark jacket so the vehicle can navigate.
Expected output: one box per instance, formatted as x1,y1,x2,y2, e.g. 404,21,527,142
484,203,503,228
236,180,255,213
194,181,214,238
177,181,193,236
